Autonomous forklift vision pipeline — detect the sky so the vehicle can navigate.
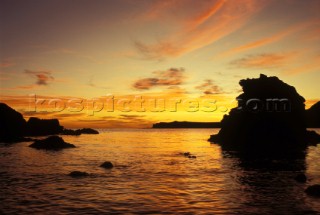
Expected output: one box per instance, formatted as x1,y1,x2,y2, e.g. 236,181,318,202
0,0,319,128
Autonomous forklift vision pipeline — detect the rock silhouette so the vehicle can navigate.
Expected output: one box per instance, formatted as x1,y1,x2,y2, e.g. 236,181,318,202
180,152,197,159
306,130,320,145
61,129,81,136
25,117,63,136
100,161,114,169
29,136,75,150
183,152,191,157
305,185,320,197
0,103,27,142
69,171,89,178
62,128,99,135
208,74,320,157
306,101,320,128
0,103,99,143
76,128,99,134
294,173,307,183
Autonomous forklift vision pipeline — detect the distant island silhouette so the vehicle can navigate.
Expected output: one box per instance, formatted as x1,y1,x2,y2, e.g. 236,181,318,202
153,100,320,129
208,74,320,158
153,121,221,128
152,103,320,128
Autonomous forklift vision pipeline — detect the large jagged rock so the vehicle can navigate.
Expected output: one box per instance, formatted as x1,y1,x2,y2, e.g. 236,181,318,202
0,103,27,142
25,117,64,136
29,136,75,150
209,74,319,157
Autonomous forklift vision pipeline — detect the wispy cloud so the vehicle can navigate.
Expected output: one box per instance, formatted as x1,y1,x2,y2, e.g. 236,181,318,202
195,79,223,95
0,59,15,68
133,68,186,90
221,19,319,57
88,75,109,89
230,53,294,69
284,55,320,75
38,47,106,64
135,0,268,60
119,114,146,120
188,0,226,29
134,41,181,61
25,69,54,86
139,0,180,21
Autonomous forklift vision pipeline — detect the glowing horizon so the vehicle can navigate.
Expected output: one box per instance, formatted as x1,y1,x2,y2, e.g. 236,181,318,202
0,0,319,128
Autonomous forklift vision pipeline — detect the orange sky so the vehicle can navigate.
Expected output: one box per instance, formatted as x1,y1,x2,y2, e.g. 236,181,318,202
0,0,319,128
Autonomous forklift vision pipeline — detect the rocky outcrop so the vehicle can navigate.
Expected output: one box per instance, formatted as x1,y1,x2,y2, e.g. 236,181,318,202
0,102,100,142
29,136,75,150
25,117,64,136
0,103,27,143
208,74,320,157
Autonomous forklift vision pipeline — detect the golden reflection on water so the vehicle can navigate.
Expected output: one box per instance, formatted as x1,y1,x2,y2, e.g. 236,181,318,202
1,129,320,214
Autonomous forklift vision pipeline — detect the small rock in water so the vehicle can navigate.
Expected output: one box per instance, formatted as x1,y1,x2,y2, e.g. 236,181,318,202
188,155,196,159
294,173,307,183
69,171,89,178
183,152,191,157
56,187,66,190
100,161,114,169
305,185,320,197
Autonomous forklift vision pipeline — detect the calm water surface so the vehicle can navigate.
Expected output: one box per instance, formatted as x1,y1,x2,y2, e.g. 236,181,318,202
1,129,320,214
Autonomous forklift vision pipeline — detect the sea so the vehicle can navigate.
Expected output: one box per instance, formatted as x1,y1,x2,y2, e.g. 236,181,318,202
1,128,320,214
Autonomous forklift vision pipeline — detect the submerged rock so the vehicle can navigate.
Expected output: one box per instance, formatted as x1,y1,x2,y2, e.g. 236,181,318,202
305,185,320,197
180,152,196,159
69,171,89,178
100,161,114,169
209,74,320,157
29,136,75,150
